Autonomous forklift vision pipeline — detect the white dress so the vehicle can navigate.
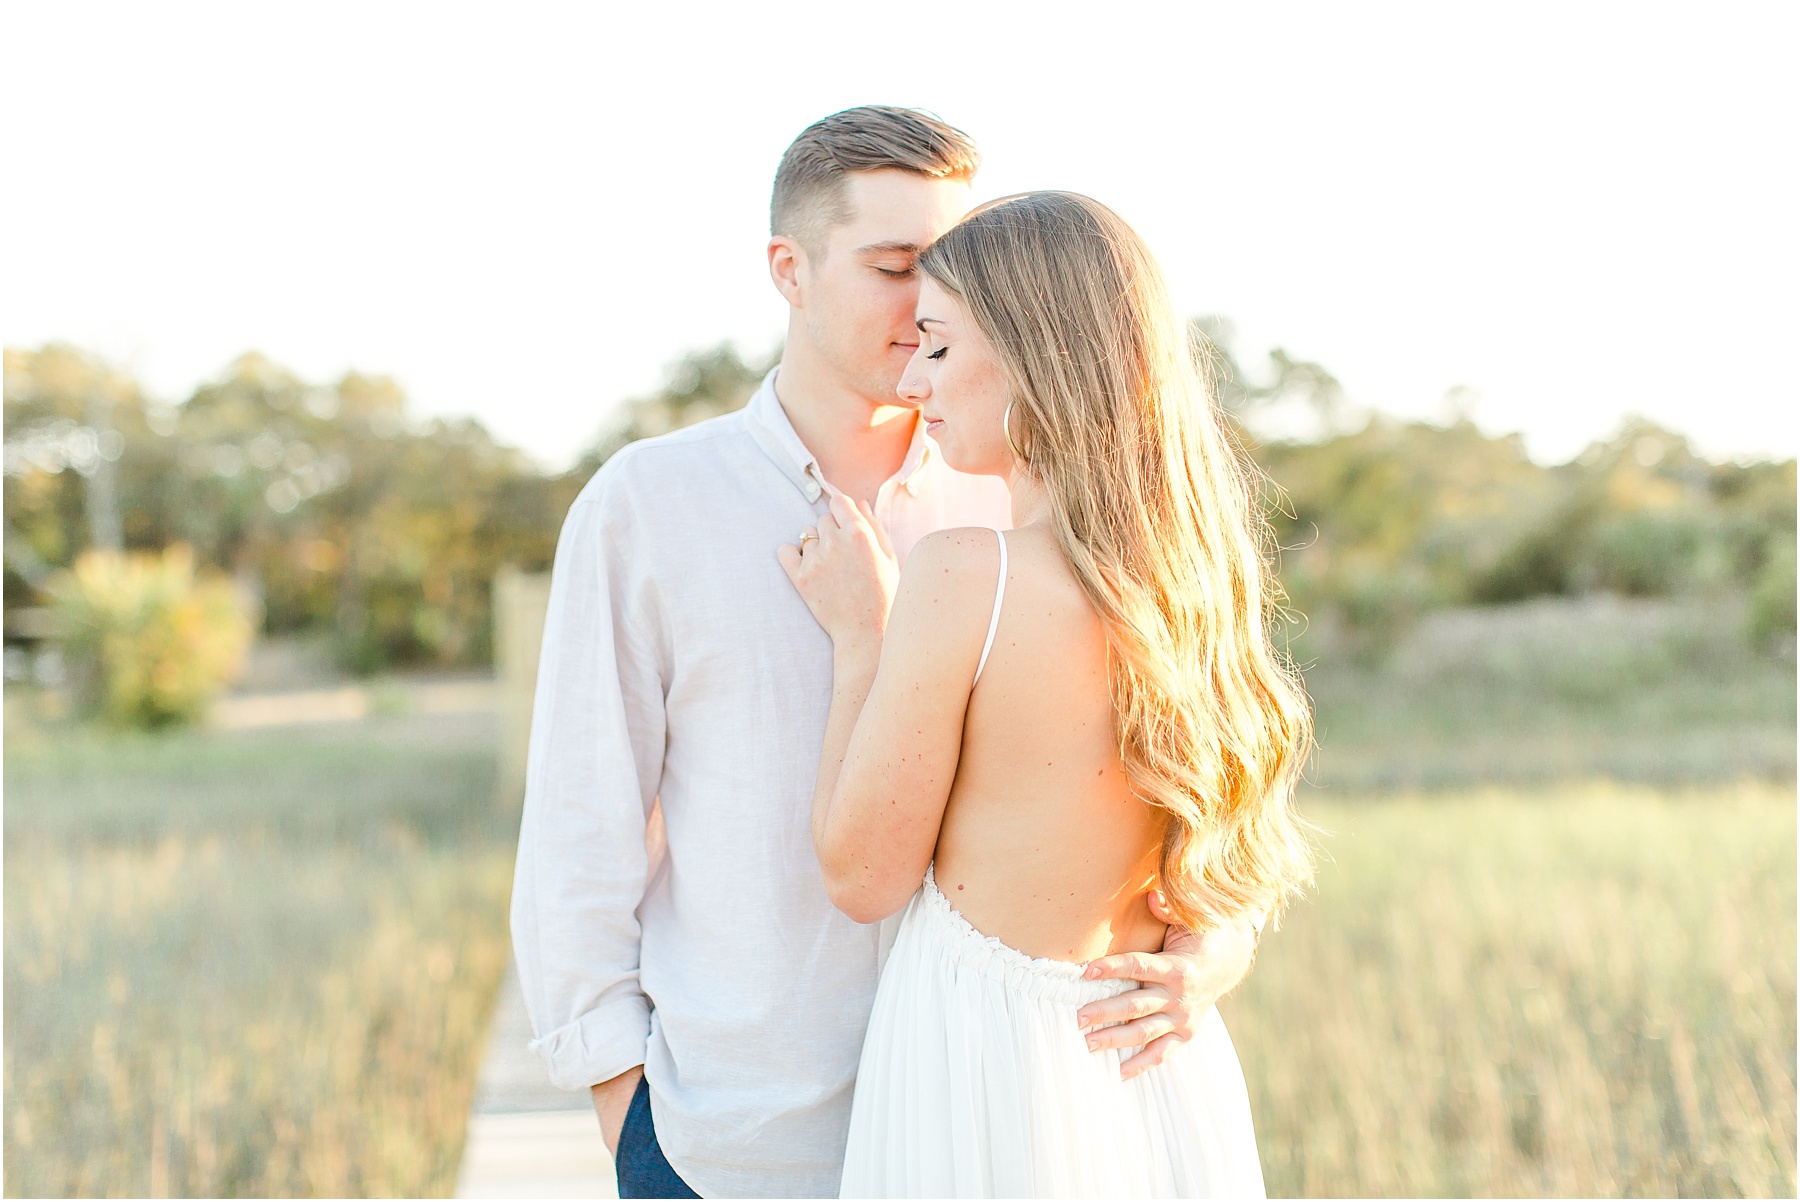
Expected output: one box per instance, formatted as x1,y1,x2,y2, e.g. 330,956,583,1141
838,533,1268,1199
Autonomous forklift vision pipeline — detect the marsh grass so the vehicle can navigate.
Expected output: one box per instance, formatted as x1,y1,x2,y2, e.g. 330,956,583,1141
4,714,514,1198
1300,596,1796,790
4,598,1795,1199
1227,783,1797,1197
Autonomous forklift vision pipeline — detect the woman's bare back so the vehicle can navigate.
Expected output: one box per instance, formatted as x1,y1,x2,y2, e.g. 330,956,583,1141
932,524,1168,962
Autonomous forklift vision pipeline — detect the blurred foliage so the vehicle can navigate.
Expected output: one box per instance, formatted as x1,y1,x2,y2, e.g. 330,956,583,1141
5,342,771,676
50,545,252,728
568,341,777,478
1190,323,1797,659
1749,540,1798,650
6,334,1792,677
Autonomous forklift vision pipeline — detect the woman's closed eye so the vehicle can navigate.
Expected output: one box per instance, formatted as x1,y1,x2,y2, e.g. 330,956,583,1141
926,346,948,360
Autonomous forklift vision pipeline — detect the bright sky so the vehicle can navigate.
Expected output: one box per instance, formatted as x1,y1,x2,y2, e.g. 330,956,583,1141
5,3,1795,469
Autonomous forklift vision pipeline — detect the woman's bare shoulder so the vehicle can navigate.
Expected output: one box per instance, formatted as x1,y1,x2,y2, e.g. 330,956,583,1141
878,529,1007,684
887,529,1006,648
901,527,1006,587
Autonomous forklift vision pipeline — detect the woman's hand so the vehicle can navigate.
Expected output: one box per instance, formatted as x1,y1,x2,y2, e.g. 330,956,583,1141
778,494,900,647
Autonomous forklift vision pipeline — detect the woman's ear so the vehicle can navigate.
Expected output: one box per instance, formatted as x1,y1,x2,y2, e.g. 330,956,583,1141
768,236,807,309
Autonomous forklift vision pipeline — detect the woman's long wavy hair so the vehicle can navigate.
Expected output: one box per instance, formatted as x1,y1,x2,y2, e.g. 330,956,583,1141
920,192,1316,930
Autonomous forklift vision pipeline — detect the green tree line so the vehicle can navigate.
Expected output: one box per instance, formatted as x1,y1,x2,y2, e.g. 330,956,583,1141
4,334,1792,682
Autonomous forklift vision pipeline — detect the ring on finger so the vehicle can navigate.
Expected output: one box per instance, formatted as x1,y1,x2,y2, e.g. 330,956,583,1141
797,528,819,550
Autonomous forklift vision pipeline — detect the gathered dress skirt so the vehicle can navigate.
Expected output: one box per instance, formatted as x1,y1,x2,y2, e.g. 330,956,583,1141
839,867,1267,1199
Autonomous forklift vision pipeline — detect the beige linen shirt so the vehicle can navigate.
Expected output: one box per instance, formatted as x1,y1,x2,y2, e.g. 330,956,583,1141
510,369,1013,1198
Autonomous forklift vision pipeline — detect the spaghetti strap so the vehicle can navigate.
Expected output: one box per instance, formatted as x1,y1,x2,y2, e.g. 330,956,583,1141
973,530,1008,686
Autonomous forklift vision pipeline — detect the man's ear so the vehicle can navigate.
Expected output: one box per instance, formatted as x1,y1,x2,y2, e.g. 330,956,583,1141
768,235,807,309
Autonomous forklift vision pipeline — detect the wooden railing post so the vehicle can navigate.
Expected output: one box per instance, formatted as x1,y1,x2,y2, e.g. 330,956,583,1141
493,567,552,808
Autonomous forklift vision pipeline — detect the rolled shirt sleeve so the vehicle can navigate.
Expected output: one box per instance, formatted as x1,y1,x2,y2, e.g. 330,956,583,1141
510,457,668,1092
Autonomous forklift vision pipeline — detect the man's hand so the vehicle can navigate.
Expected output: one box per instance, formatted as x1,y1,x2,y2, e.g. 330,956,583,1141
590,1065,644,1157
1076,891,1259,1081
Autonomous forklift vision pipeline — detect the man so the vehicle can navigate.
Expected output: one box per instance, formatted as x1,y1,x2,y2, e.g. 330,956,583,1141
510,106,1261,1199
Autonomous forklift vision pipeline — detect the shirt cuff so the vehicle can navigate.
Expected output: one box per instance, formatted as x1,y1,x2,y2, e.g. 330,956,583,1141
528,992,652,1092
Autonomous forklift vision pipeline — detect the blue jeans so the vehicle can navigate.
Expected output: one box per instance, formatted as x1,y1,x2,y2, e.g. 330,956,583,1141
616,1075,700,1199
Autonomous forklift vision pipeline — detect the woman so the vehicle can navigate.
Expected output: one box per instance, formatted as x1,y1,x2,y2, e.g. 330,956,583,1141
779,192,1314,1198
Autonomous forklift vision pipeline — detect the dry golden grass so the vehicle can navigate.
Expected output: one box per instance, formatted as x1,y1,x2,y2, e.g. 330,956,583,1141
5,711,1793,1198
1225,781,1797,1198
4,716,515,1198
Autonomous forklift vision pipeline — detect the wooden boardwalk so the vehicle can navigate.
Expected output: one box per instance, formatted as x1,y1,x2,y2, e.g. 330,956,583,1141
455,962,618,1199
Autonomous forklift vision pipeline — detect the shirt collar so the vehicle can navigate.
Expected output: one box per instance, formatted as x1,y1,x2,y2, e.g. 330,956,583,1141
744,366,937,503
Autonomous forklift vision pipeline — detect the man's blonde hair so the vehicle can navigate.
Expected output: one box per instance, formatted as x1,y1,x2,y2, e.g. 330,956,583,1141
920,192,1317,933
771,106,979,251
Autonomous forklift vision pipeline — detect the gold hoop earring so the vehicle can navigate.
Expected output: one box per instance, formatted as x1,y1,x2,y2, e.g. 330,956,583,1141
1002,399,1029,464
